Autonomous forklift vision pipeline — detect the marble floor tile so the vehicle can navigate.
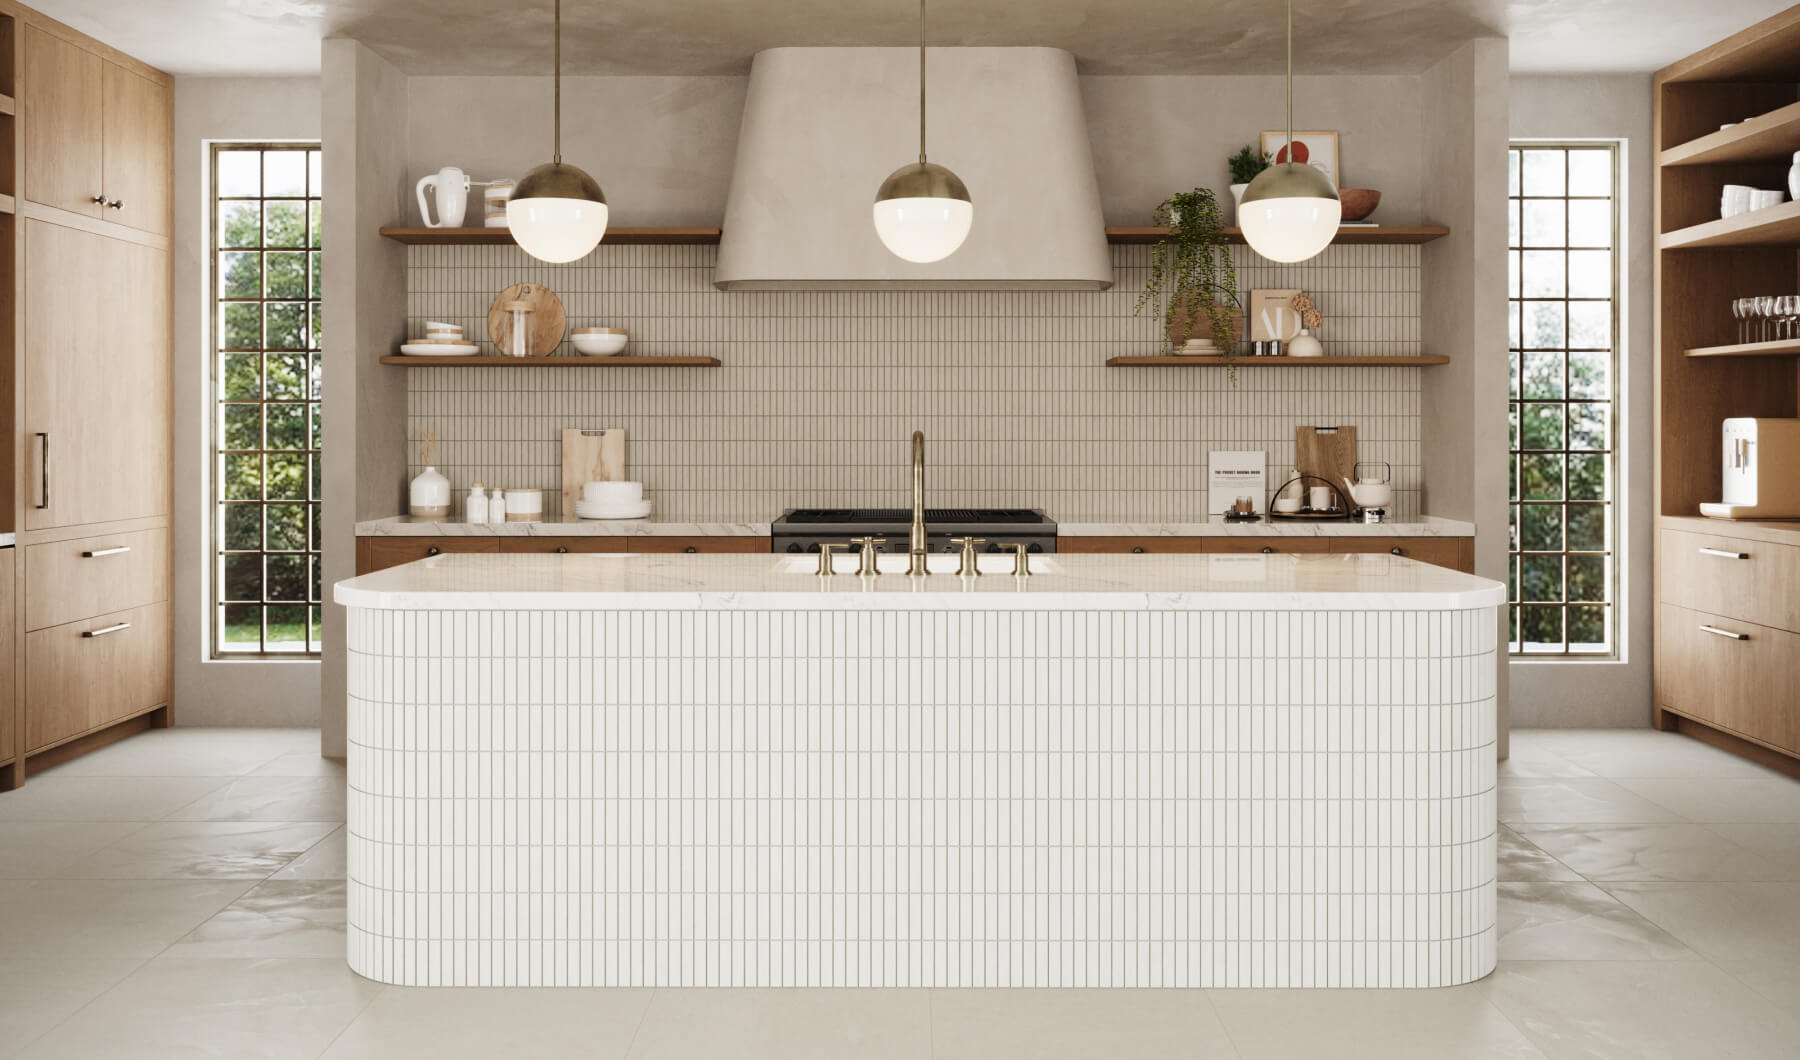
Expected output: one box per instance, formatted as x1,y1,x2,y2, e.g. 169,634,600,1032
626,989,932,1060
0,959,143,1060
1612,777,1800,823
928,989,1237,1060
1497,827,1583,883
272,825,347,880
168,879,347,959
0,878,251,959
1496,738,1597,780
1496,882,1698,961
1716,956,1800,1013
33,728,315,778
1479,960,1800,1060
1518,823,1797,882
1604,881,1800,964
0,776,232,822
1705,822,1800,874
1518,730,1776,780
250,751,348,777
1497,778,1686,826
1207,984,1544,1060
163,775,346,823
13,957,382,1060
320,987,653,1060
61,820,339,879
0,821,144,879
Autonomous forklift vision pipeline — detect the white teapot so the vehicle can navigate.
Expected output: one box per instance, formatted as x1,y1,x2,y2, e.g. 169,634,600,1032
416,166,471,227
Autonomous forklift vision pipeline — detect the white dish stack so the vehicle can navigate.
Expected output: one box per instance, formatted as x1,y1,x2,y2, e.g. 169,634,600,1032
574,480,651,520
400,320,479,357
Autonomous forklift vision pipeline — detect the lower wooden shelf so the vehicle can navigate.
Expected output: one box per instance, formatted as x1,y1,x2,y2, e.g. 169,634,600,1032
1685,339,1800,358
1106,355,1450,367
380,355,721,367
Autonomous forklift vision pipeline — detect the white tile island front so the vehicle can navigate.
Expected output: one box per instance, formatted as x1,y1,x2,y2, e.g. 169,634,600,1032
335,553,1505,989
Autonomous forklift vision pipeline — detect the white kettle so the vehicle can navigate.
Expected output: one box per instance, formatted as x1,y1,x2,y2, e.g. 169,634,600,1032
416,166,470,227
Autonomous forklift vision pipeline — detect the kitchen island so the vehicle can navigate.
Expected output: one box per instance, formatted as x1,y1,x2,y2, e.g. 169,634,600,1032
335,551,1505,989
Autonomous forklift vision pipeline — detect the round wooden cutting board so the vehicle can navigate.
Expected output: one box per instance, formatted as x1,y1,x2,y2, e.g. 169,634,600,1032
486,282,567,357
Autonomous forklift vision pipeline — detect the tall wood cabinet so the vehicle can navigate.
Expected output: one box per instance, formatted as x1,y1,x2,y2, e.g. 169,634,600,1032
1653,9,1800,776
1,3,172,790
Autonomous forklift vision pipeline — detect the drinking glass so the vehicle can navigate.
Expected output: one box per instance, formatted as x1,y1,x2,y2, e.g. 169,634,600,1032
1760,295,1779,341
1734,297,1748,344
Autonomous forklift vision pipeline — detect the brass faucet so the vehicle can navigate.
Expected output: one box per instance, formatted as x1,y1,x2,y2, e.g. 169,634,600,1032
908,430,929,576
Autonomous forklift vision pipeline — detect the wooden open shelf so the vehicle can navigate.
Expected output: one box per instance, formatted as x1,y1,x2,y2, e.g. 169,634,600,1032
1105,225,1449,246
0,193,14,216
1663,99,1800,166
379,226,722,245
1106,355,1450,367
381,355,721,367
0,93,13,116
1661,200,1800,249
1685,339,1800,358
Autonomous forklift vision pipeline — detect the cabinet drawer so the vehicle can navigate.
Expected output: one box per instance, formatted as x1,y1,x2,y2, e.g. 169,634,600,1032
1330,537,1465,571
25,528,168,631
26,602,170,752
1059,537,1208,554
628,537,771,554
498,538,627,554
1656,603,1800,756
1660,528,1800,633
362,537,498,573
1204,538,1330,554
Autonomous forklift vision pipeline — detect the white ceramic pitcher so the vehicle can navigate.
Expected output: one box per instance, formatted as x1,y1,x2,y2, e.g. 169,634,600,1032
416,166,470,227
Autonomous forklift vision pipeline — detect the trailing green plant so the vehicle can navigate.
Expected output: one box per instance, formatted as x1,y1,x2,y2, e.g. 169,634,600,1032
1228,144,1271,186
1133,188,1241,377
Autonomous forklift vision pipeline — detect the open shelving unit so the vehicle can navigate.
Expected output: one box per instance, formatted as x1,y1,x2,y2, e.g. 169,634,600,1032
1684,339,1800,358
378,226,722,245
380,355,721,367
1104,225,1448,246
1106,355,1449,367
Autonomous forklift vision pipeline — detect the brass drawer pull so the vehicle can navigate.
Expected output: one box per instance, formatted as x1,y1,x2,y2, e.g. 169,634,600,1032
1261,546,1275,554
82,546,132,558
1390,546,1405,556
684,546,698,553
82,622,132,638
1699,624,1749,641
425,546,441,556
554,546,569,553
1698,547,1749,560
1131,546,1146,554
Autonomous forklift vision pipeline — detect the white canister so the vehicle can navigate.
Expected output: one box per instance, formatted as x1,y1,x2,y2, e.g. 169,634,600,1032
409,466,450,518
483,182,515,228
466,483,490,525
505,488,543,522
1288,329,1324,357
1308,485,1335,512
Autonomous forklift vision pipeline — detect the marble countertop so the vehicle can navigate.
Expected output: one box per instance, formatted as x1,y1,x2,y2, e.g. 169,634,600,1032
1057,516,1474,537
334,551,1505,612
356,515,1475,539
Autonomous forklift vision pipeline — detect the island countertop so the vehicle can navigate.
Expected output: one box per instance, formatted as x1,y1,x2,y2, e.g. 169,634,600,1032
353,515,1475,539
333,550,1505,611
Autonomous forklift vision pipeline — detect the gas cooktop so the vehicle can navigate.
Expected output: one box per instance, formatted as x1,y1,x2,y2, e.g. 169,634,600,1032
771,508,1057,554
779,508,1048,525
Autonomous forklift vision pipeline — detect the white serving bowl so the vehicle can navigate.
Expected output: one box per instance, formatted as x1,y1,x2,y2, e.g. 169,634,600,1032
584,480,643,505
571,328,628,356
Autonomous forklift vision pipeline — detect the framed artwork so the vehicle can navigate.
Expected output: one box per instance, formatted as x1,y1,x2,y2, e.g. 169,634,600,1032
1248,289,1304,341
1259,131,1339,190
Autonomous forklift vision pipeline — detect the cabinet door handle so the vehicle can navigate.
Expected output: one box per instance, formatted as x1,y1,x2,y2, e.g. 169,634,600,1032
1699,624,1749,641
683,546,699,554
82,622,131,638
1261,546,1275,554
425,546,441,556
1131,546,1146,554
36,433,49,509
107,199,124,210
82,546,132,558
1391,546,1405,556
1698,547,1749,559
554,546,569,553
91,194,107,205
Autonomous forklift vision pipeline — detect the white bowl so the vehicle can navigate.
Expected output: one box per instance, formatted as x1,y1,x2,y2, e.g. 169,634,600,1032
574,499,652,521
584,480,643,505
572,330,629,356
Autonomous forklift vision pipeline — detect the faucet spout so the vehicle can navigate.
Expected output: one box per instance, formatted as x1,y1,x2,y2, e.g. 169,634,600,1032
908,430,929,575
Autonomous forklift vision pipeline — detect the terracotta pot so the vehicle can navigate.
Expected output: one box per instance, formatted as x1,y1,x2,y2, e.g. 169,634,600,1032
1339,188,1381,222
1166,292,1243,348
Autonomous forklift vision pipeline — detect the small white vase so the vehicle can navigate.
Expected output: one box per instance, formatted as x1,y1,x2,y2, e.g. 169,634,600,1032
409,466,450,518
1787,152,1800,203
1230,183,1248,223
1288,329,1324,357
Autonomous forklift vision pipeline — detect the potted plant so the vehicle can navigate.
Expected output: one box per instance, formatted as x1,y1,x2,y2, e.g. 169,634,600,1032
1227,144,1270,221
1133,187,1242,376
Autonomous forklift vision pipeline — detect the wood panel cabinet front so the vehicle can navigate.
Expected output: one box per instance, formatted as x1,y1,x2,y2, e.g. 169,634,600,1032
361,537,498,574
1660,528,1800,633
100,64,171,235
22,26,104,219
1058,537,1209,554
23,221,171,531
1656,602,1800,756
24,527,168,630
497,538,627,554
25,601,170,753
1329,537,1469,572
0,558,14,764
627,537,771,554
1205,538,1331,555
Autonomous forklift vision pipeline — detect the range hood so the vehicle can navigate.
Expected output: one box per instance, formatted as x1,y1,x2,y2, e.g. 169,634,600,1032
715,47,1112,291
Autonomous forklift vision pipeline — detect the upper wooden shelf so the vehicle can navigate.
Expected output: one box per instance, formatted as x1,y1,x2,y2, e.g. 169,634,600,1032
1106,355,1450,367
0,93,14,117
1662,99,1800,166
1105,225,1449,246
1659,5,1800,83
379,226,722,245
1685,339,1800,358
1660,201,1800,249
380,355,721,367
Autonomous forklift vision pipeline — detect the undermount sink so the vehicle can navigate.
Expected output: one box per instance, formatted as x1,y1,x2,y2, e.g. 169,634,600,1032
777,553,1058,576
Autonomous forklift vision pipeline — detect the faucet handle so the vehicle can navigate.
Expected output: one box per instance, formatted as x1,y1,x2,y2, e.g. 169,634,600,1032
851,536,888,576
816,542,851,576
996,541,1033,577
949,536,986,576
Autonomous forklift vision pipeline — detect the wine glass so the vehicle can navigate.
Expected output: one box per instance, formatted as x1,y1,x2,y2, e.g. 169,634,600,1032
1759,295,1779,341
1734,297,1751,344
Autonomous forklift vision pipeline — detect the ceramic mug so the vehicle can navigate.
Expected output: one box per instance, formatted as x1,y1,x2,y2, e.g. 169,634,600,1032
1308,485,1334,511
416,166,471,227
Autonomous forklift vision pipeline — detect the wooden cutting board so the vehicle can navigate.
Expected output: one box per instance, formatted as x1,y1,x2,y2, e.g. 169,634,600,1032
487,282,567,357
1295,426,1357,510
561,428,627,514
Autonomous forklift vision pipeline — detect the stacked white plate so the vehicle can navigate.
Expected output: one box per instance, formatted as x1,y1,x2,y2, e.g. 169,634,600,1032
399,342,479,357
1175,338,1220,356
574,498,652,520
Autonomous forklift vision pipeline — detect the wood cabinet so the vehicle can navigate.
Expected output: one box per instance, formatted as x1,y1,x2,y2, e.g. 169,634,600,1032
21,25,169,234
24,527,168,630
498,538,627,555
1208,538,1330,555
1659,527,1800,634
1,557,14,766
25,601,169,752
360,536,498,574
1059,537,1213,554
1328,536,1470,572
1056,535,1471,571
628,536,771,554
22,219,170,530
1656,602,1800,757
356,535,772,573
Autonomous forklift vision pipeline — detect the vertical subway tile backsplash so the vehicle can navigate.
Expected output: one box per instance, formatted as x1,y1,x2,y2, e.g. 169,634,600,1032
405,242,1424,522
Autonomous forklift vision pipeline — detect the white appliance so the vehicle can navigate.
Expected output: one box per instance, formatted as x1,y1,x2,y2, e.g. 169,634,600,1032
1700,417,1800,520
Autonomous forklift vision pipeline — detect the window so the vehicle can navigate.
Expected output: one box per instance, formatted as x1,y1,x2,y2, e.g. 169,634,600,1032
210,144,323,657
1507,142,1619,655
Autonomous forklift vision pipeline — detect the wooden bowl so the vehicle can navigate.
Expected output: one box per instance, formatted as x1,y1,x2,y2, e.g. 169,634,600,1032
1339,188,1381,222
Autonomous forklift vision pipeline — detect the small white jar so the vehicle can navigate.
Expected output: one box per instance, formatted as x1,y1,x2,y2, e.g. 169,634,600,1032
504,488,543,522
466,483,490,525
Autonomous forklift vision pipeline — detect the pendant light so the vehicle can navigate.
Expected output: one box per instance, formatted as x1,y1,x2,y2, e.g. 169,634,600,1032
873,0,973,263
507,0,608,263
1238,0,1341,263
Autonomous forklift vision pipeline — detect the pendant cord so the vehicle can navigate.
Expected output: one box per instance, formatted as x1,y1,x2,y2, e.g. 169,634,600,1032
1284,0,1293,160
553,0,563,164
918,0,927,165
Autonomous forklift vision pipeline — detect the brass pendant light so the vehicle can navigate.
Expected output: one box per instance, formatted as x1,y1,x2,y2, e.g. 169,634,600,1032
1238,0,1341,262
872,0,973,263
506,0,610,263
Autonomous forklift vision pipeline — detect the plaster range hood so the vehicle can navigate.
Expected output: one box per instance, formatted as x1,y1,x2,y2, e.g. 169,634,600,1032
714,47,1112,291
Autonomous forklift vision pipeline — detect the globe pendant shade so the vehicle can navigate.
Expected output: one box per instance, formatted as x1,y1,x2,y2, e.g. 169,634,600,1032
873,161,973,264
1238,162,1341,263
506,161,609,263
